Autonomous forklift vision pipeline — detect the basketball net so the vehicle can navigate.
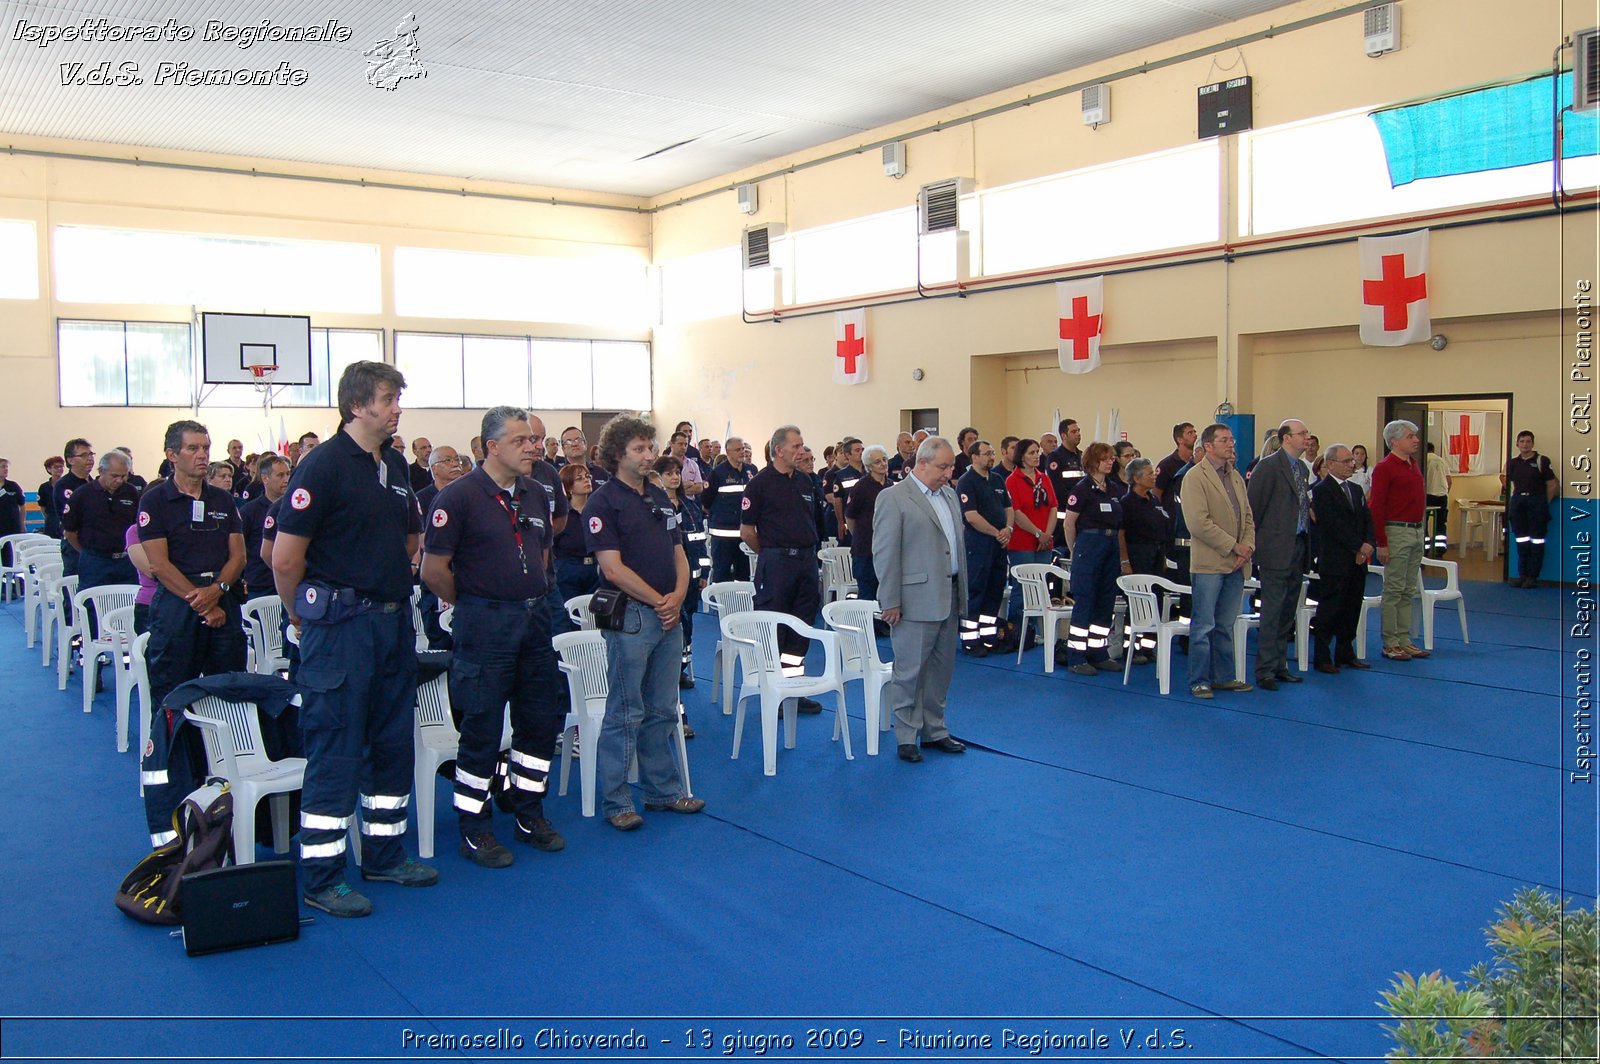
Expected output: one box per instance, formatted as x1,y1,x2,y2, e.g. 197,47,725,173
250,363,279,413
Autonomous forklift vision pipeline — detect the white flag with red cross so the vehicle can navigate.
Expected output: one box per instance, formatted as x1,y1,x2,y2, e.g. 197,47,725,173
833,309,868,385
1442,410,1487,475
1056,277,1105,374
1359,229,1430,347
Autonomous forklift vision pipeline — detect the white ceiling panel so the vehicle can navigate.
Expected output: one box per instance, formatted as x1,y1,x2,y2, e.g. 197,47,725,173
0,0,1306,195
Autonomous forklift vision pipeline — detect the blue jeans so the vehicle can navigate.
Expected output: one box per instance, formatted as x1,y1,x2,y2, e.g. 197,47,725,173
1187,569,1244,688
599,600,687,817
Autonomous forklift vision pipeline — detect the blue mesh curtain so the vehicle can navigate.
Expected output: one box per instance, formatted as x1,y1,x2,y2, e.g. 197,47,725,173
1371,73,1599,186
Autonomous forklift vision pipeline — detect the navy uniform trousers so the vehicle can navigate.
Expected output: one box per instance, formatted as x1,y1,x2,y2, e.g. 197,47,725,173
962,535,1007,647
146,584,247,714
753,548,821,674
448,596,564,834
295,606,418,894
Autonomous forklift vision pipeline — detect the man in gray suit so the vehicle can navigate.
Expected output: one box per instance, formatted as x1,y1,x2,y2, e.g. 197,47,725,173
1246,418,1312,690
872,436,970,763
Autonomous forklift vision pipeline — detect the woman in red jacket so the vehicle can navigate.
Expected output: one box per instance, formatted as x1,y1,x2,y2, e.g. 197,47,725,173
1004,438,1058,647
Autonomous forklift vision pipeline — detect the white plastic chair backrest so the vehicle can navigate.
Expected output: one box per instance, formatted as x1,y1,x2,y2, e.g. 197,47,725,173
721,611,784,681
704,581,755,619
18,542,58,569
1116,575,1164,629
52,574,80,613
822,598,881,674
438,605,453,632
242,595,286,659
818,547,854,587
414,674,457,739
564,595,596,631
1011,563,1066,612
102,605,136,648
553,630,609,701
739,541,759,563
76,584,140,635
132,630,150,687
186,697,266,778
1419,558,1460,594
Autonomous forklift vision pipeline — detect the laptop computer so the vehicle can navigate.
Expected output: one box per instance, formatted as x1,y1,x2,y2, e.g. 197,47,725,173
180,860,299,956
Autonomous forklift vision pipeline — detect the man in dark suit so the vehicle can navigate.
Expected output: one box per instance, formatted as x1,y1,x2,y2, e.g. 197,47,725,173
873,436,969,763
1309,444,1375,673
1246,419,1312,690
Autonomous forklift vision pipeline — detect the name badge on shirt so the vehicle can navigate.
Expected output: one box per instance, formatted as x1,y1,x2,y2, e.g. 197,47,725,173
191,500,206,523
377,461,389,489
1100,502,1113,512
665,513,679,529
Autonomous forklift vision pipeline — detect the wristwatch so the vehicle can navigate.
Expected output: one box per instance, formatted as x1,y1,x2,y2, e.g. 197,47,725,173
217,580,232,593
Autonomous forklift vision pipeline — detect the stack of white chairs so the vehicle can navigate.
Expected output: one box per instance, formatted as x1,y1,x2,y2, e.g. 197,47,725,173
822,599,893,755
45,573,80,680
722,610,850,776
23,555,62,649
703,581,755,716
242,595,292,675
73,584,140,715
564,594,596,631
98,605,141,754
0,533,54,601
817,546,857,605
184,696,306,865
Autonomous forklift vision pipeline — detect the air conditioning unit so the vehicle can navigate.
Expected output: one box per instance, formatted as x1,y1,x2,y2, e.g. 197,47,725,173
741,223,784,270
917,178,974,235
741,224,785,309
1364,2,1399,57
1082,84,1111,126
736,182,758,215
882,142,906,179
1576,28,1600,111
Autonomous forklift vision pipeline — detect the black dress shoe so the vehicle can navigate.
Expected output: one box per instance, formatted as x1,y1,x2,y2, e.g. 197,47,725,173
1274,671,1304,683
1314,663,1339,675
1340,659,1372,670
897,744,923,763
795,697,822,714
923,736,966,754
962,643,989,658
1257,677,1280,691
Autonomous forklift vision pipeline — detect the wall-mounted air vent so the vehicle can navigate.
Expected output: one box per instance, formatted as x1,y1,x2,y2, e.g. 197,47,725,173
1576,28,1600,111
1364,3,1399,56
741,224,785,270
918,178,974,235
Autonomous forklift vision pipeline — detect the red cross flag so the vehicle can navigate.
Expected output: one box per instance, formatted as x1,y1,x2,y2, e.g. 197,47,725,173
833,308,868,385
1443,410,1488,474
1056,277,1104,374
1359,229,1430,347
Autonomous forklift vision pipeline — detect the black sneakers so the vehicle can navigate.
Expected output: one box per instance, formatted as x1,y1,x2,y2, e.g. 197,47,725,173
460,832,513,868
514,816,566,852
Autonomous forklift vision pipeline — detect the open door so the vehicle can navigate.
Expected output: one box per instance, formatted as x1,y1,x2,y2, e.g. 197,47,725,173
1385,400,1430,456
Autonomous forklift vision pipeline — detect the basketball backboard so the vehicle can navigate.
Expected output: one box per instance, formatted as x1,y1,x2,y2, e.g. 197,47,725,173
201,313,312,386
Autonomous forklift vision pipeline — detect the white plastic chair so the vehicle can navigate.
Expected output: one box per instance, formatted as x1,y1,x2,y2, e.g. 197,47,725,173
703,580,755,716
73,584,140,715
184,696,306,865
0,533,52,600
102,605,138,751
23,557,62,649
552,629,692,814
564,594,596,631
241,595,291,675
822,598,893,755
722,610,850,776
132,632,152,793
818,546,857,605
46,573,80,681
1232,575,1314,681
1009,562,1073,671
1116,575,1191,695
1417,558,1469,650
410,674,512,858
1355,564,1385,660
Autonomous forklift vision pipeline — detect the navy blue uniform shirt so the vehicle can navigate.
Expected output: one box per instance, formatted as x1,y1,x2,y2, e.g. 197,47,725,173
239,493,276,592
1506,453,1555,496
1063,474,1124,532
424,467,553,600
706,460,756,529
62,479,140,553
0,479,25,536
1122,490,1174,546
844,474,888,558
273,428,421,602
136,478,241,575
53,471,88,521
552,503,591,562
1045,447,1083,512
416,482,439,515
956,467,1011,532
584,477,683,597
741,465,822,549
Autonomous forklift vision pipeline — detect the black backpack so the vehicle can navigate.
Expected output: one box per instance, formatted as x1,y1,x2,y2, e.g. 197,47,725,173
115,780,234,926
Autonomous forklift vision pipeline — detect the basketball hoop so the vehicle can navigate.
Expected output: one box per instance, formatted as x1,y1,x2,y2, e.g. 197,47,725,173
249,363,279,412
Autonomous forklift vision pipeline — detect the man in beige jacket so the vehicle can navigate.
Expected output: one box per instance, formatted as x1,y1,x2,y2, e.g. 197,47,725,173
1179,424,1257,699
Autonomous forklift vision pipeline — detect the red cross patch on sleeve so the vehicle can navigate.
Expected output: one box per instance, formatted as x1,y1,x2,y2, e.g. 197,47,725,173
290,487,312,510
588,515,603,534
431,508,448,527
137,510,149,526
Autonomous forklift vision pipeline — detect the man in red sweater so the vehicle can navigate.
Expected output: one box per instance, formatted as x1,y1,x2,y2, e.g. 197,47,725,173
1367,419,1430,661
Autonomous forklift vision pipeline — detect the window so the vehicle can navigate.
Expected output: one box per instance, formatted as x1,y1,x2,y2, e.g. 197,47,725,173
54,226,380,312
0,219,38,299
60,322,382,408
1241,102,1600,235
790,209,918,304
394,247,651,327
58,319,190,407
396,332,651,411
659,246,741,323
980,142,1220,274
